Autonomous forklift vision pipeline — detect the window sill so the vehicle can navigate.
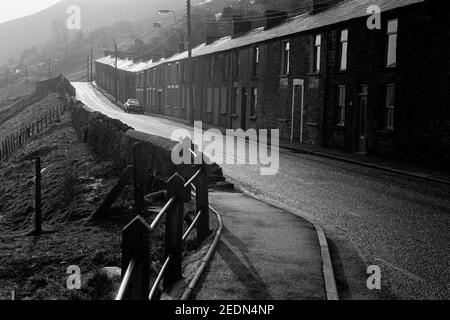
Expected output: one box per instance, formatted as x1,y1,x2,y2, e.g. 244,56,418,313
279,74,289,78
308,71,320,76
335,123,345,129
386,64,397,69
231,114,238,119
251,75,259,80
249,115,257,121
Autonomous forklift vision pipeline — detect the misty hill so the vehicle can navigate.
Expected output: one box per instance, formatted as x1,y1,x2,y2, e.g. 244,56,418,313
0,0,184,63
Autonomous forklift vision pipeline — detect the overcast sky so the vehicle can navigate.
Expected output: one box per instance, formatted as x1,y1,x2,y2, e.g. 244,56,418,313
0,0,62,23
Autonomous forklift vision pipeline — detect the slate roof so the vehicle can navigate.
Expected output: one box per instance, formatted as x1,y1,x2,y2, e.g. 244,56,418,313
96,0,424,72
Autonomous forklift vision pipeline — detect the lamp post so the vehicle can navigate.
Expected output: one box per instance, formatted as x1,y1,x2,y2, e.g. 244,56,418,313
158,9,178,26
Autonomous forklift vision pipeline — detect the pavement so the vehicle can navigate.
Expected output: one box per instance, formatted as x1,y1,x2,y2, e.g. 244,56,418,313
278,141,450,186
192,192,328,300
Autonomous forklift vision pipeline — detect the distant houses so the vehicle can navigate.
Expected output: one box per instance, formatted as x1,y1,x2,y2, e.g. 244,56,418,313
95,0,450,169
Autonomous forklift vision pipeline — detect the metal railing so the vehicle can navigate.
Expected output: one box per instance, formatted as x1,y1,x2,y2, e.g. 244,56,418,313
116,145,210,300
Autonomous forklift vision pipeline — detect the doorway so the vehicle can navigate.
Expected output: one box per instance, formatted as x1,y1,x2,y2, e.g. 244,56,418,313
157,91,162,114
357,85,368,154
241,87,247,130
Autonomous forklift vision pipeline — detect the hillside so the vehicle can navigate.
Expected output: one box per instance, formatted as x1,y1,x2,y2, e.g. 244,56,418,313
0,0,184,64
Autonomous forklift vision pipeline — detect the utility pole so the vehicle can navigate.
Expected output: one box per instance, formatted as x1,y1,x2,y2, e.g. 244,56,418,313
25,65,28,87
87,54,90,82
115,41,118,104
4,65,7,87
187,0,193,122
90,46,93,82
48,57,51,79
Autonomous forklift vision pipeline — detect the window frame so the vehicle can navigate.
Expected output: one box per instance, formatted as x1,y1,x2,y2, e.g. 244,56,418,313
386,19,398,68
233,51,240,79
313,34,322,73
384,84,396,130
252,46,260,77
232,87,239,114
250,87,258,117
281,41,290,76
339,29,348,71
337,85,346,126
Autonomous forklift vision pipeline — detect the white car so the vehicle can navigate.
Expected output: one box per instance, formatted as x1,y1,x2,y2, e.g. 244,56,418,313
124,99,144,114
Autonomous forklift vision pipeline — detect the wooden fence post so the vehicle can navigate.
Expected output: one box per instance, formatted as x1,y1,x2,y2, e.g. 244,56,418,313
133,143,145,208
194,153,210,243
164,173,185,289
35,157,42,234
121,215,151,300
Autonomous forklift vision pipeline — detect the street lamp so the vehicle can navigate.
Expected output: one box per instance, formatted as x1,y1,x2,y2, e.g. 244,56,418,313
158,9,178,26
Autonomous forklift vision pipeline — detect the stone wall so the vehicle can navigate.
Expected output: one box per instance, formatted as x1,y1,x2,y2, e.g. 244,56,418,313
70,100,222,187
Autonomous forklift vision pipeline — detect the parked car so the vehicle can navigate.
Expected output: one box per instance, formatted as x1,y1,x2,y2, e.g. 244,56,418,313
124,99,144,114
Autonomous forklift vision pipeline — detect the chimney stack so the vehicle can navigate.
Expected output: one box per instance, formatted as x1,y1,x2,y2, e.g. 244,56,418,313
164,49,173,59
264,10,288,30
232,15,252,38
311,0,342,14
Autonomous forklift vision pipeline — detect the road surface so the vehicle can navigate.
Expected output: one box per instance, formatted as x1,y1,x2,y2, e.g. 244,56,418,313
73,82,450,300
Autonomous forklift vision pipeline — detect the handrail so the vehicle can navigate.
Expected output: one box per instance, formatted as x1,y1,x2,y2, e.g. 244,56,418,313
116,146,210,300
115,258,136,300
184,169,201,188
182,210,202,241
189,148,197,157
150,196,175,230
148,255,171,300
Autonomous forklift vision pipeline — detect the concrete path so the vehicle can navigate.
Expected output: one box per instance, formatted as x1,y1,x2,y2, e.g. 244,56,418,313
192,192,326,300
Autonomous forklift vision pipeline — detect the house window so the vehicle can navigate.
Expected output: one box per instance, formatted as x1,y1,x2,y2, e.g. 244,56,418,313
313,34,321,72
192,60,197,81
220,87,227,114
181,62,186,83
233,51,240,79
214,88,220,114
175,63,180,83
222,54,229,79
252,46,260,77
281,41,290,75
232,87,239,114
385,84,395,130
210,56,214,79
386,19,398,67
250,87,258,117
339,29,348,71
337,85,346,126
313,34,322,72
207,87,213,112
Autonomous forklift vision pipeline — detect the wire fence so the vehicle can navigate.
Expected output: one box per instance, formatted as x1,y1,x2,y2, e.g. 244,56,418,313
0,100,72,165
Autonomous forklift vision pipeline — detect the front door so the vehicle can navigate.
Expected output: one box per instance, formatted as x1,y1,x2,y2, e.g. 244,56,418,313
357,85,368,154
241,87,247,130
157,91,162,114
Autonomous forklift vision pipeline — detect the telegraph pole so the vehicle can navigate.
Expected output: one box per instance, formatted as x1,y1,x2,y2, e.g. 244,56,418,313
187,0,193,121
86,54,88,81
4,65,7,87
115,41,118,104
48,57,51,79
90,46,93,82
25,65,28,87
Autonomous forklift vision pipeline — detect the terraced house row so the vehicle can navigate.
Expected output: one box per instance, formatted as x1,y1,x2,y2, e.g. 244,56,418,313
95,0,450,168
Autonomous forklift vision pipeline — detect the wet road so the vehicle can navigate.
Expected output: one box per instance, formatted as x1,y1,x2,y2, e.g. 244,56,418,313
73,82,450,300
